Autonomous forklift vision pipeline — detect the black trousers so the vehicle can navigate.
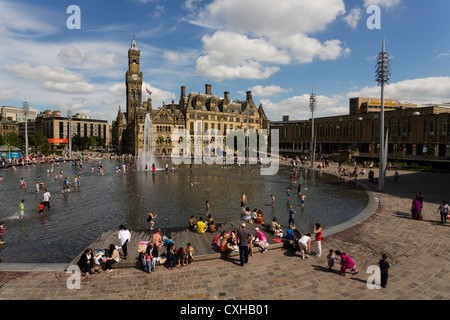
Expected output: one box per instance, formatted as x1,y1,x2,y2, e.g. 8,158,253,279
122,239,129,257
381,272,389,287
239,245,249,265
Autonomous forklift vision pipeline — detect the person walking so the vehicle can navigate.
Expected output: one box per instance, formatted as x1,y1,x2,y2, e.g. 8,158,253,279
314,223,322,257
437,200,449,224
118,225,131,259
18,200,25,220
411,194,423,220
237,223,251,266
288,205,296,228
0,221,5,244
42,189,51,210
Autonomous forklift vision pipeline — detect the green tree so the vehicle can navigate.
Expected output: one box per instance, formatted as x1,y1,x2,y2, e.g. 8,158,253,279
424,141,436,161
29,131,51,155
4,132,24,148
392,144,404,163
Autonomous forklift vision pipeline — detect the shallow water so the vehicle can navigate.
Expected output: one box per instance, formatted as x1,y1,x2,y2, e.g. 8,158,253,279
0,160,368,263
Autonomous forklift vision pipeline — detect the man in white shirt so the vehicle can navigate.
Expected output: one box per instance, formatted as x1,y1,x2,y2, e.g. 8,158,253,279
43,189,51,210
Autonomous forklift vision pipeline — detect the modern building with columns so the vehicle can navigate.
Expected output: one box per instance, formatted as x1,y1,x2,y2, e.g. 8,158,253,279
271,103,450,161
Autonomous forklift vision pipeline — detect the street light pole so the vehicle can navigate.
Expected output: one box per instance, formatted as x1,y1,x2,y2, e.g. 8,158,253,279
375,36,391,192
246,100,249,163
23,99,29,161
309,88,317,169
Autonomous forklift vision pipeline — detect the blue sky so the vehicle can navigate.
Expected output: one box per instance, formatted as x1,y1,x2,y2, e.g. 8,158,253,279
0,0,449,122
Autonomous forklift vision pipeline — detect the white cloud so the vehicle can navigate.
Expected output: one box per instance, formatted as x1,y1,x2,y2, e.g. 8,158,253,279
184,0,202,11
199,31,291,66
196,56,280,81
194,0,346,36
0,1,60,37
109,83,125,97
164,51,181,63
191,0,350,80
41,81,96,94
143,82,177,105
343,8,362,29
261,93,347,121
436,51,450,59
0,87,16,100
347,77,450,105
3,63,85,83
195,30,290,80
274,35,351,63
163,49,199,65
108,82,176,109
3,62,96,95
57,46,120,68
363,0,401,9
244,85,291,97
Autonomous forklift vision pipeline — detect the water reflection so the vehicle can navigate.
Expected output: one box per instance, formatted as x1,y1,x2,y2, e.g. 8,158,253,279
0,160,368,263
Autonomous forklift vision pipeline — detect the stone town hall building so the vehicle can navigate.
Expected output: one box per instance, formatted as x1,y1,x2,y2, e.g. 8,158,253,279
112,37,270,156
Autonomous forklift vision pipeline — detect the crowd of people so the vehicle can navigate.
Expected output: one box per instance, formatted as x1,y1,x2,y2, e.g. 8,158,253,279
2,152,446,291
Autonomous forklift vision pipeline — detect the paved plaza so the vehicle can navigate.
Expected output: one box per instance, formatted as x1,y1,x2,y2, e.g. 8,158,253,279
0,161,449,301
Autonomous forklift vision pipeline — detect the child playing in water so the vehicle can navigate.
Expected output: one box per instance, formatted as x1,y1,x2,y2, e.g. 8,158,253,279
0,222,5,244
18,200,25,220
301,193,306,206
38,203,44,214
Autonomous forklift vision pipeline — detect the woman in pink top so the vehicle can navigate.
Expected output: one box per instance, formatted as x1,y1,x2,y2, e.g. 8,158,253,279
254,228,268,253
335,250,358,276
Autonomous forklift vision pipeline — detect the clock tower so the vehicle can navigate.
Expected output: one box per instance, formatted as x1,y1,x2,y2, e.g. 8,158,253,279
126,35,143,123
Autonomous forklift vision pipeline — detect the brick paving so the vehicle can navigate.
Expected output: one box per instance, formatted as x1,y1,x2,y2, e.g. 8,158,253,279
0,162,449,301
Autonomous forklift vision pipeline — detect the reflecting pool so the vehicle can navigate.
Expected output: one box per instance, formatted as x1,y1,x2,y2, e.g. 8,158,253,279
0,159,368,263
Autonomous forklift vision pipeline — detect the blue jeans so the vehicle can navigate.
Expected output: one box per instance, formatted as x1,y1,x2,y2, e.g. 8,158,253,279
239,246,249,265
145,260,152,273
167,253,175,268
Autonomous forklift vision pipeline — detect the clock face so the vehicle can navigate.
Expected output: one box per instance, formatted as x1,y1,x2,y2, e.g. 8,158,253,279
132,74,139,80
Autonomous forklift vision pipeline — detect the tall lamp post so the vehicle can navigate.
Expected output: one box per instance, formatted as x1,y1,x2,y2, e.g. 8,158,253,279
22,99,29,161
67,110,72,159
309,88,317,169
375,36,391,192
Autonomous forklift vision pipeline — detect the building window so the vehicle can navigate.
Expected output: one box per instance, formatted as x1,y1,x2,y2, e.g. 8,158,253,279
59,122,64,139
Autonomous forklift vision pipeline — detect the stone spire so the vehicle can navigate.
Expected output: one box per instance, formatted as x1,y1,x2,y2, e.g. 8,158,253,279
131,34,138,51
